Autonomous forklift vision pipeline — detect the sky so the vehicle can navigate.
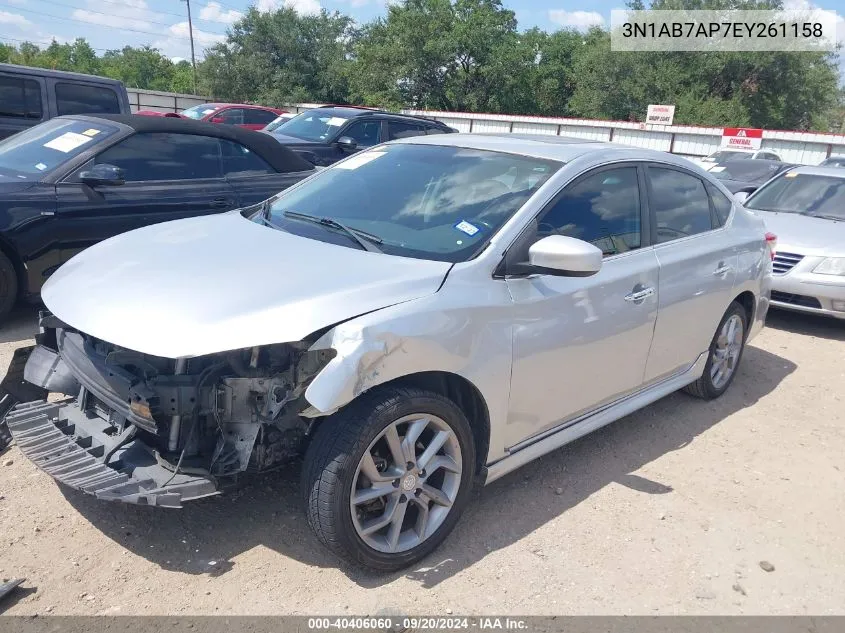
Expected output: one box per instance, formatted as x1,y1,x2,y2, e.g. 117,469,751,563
0,0,842,64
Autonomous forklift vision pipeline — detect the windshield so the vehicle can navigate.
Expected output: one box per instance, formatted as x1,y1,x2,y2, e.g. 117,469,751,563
273,109,350,141
262,143,560,262
181,104,220,120
705,150,750,162
746,173,845,220
819,157,845,168
0,118,118,180
710,161,785,183
263,115,290,132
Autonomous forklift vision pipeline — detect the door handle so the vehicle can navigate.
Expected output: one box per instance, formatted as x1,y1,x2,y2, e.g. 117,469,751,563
210,197,231,208
624,286,655,303
713,263,733,276
40,211,55,216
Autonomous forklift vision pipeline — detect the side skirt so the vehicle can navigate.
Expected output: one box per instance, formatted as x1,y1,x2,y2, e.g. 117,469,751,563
484,351,708,485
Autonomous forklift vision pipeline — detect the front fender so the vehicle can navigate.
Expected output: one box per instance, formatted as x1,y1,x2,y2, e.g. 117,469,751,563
302,283,515,463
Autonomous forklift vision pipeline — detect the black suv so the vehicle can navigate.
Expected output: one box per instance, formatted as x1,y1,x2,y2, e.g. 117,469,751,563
0,63,131,141
266,106,456,166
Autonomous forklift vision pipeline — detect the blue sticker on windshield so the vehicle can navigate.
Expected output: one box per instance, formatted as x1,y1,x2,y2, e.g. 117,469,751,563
454,220,480,236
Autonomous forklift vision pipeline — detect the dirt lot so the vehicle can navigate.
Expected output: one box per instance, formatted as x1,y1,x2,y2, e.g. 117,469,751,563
0,307,843,616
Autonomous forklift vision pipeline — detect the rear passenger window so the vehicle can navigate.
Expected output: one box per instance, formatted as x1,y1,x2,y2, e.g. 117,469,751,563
0,76,42,119
94,133,221,181
388,121,425,140
536,167,641,256
244,109,277,125
220,140,273,176
648,167,713,243
56,83,120,116
707,183,733,227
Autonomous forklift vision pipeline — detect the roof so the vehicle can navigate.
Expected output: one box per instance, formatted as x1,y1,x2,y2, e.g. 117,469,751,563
395,133,620,162
0,62,125,86
787,165,845,179
297,106,448,127
195,103,283,112
70,114,314,174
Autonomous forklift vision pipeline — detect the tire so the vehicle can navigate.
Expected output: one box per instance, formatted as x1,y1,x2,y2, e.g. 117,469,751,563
684,301,748,400
301,386,476,572
0,251,18,322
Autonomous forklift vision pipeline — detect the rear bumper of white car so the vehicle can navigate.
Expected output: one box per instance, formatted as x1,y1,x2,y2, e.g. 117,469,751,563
770,253,845,319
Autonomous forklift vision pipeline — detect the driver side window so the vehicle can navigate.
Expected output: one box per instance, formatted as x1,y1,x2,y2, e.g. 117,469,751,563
341,121,381,148
534,166,642,257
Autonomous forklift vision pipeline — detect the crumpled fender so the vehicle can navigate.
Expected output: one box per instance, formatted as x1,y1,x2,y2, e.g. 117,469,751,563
302,290,515,462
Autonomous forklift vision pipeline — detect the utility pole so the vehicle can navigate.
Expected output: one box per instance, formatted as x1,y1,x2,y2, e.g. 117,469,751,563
182,0,197,94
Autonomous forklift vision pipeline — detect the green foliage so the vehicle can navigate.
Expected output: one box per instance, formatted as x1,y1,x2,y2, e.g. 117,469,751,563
0,0,841,131
199,7,356,107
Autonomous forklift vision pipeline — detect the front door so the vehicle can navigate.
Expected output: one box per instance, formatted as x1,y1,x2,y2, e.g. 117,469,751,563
54,132,237,265
504,165,660,449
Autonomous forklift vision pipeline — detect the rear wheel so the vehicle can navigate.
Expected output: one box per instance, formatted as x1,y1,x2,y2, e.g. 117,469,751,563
684,301,748,400
301,386,475,571
0,251,18,322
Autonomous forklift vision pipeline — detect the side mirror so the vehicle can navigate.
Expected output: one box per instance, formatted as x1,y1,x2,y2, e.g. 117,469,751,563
210,116,225,124
79,163,125,187
336,136,358,152
733,191,750,204
526,235,603,277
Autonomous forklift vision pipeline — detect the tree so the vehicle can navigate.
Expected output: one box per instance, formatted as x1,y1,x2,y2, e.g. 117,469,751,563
199,7,356,106
348,0,533,113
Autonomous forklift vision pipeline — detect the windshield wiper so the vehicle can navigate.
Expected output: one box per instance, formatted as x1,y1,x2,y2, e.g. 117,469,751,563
282,211,384,253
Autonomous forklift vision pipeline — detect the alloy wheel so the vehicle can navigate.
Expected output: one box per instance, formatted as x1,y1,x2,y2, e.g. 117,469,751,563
350,414,463,554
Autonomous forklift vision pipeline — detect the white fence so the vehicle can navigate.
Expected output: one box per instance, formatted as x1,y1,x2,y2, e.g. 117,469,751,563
126,88,208,114
133,94,845,165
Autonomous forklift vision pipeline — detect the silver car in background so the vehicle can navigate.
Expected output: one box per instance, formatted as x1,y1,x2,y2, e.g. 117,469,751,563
3,134,772,571
739,166,845,319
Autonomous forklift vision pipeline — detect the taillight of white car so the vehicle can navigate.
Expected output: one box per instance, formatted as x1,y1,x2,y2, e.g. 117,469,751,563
765,232,778,260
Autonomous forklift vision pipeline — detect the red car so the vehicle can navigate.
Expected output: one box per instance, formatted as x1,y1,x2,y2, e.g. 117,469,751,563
136,103,287,131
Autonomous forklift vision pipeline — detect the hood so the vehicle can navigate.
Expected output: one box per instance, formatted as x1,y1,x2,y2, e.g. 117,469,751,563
0,175,37,191
752,210,845,255
42,212,452,358
268,133,318,145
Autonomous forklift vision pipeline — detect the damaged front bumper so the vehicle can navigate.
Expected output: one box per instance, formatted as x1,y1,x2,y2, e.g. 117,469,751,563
3,328,220,508
6,397,218,507
2,311,334,508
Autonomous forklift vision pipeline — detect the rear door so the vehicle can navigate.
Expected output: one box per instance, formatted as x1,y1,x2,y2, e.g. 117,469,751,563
52,81,122,116
643,164,738,384
387,120,427,141
54,132,237,264
221,138,310,207
0,73,46,140
242,108,278,131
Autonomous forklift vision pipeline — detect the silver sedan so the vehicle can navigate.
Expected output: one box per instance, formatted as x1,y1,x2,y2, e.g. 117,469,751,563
738,166,845,319
4,134,772,571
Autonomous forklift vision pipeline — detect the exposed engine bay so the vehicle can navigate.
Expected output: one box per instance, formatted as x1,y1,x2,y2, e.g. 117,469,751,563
3,311,335,507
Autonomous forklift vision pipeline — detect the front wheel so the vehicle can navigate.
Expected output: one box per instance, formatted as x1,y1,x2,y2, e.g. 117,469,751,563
301,386,476,571
684,301,748,400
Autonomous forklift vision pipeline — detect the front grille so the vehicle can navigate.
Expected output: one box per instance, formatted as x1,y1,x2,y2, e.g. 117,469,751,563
771,291,822,309
772,251,804,275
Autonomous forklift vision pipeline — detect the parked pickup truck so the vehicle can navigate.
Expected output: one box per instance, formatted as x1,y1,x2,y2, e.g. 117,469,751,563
0,63,131,140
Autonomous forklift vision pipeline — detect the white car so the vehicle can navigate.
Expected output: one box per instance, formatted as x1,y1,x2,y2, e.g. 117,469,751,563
694,149,782,172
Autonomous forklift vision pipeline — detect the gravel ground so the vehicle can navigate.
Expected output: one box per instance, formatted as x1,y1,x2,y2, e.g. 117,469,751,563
0,307,843,615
